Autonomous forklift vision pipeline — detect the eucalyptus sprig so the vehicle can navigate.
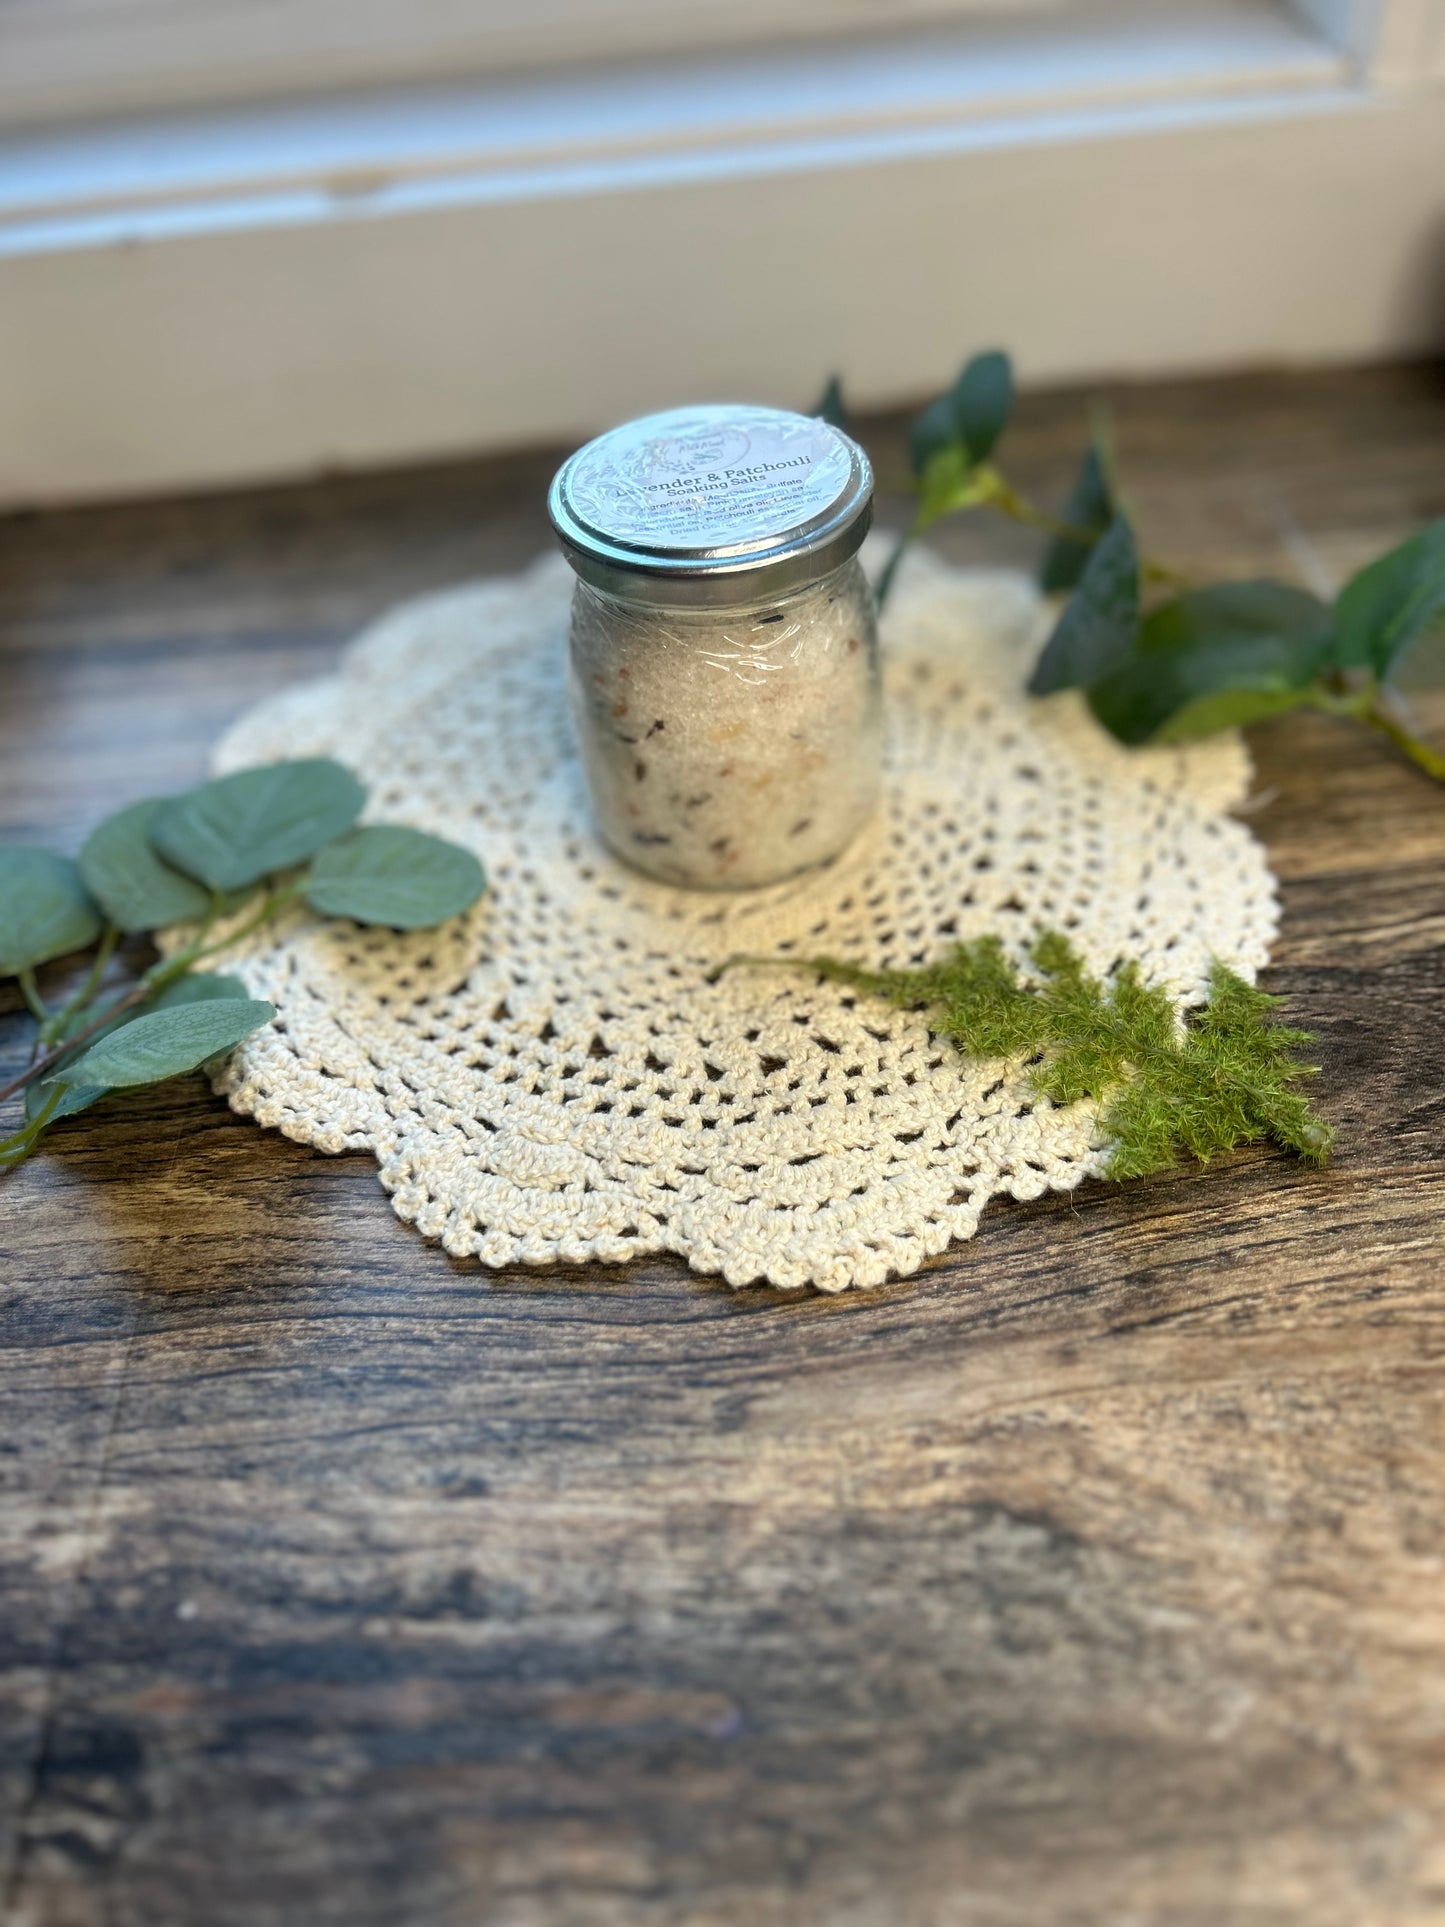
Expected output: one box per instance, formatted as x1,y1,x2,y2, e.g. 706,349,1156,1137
0,759,486,1173
821,356,1445,781
1026,507,1445,777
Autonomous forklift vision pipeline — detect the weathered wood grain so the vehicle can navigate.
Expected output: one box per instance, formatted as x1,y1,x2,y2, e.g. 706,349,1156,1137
2,364,1445,1927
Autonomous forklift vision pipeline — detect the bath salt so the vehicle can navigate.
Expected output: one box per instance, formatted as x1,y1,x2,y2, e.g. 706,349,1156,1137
567,557,878,888
549,405,880,889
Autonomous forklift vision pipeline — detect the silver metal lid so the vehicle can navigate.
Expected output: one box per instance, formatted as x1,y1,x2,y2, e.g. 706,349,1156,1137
548,404,873,608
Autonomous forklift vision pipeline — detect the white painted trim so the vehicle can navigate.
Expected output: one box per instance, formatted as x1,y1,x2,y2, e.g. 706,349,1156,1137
0,0,1054,129
0,6,1348,253
1,1,1442,506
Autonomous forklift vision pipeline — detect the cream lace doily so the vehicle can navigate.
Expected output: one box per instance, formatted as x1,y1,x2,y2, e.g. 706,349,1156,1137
206,544,1277,1292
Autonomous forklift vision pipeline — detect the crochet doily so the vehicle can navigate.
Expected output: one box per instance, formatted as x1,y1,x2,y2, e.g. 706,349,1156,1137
204,543,1277,1292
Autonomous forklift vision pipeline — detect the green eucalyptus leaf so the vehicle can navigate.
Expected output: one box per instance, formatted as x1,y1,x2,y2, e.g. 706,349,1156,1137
149,970,253,1008
304,826,486,929
1085,580,1335,745
951,350,1013,465
908,350,1013,476
27,971,255,1123
51,997,273,1094
1040,441,1115,594
1088,658,1320,746
26,1073,100,1124
1028,516,1140,696
150,759,366,892
909,395,962,477
0,848,103,977
79,799,212,933
1142,581,1334,659
1333,518,1445,677
814,376,849,432
29,998,135,1122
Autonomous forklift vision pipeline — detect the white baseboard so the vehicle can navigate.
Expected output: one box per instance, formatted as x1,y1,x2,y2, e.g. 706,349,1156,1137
1,2,1442,507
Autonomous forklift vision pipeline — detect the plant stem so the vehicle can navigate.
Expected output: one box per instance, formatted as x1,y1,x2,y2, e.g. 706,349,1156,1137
0,980,151,1109
982,474,1094,546
18,971,49,1024
41,924,120,1045
0,1084,62,1172
875,466,1193,612
984,472,1193,590
875,522,920,609
1362,699,1445,784
184,883,302,969
0,885,300,1112
1139,556,1195,593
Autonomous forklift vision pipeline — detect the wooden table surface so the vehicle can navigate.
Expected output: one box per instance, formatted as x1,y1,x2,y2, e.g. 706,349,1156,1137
3,365,1445,1927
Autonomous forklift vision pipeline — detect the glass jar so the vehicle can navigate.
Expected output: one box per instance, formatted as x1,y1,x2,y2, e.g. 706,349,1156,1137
548,405,880,890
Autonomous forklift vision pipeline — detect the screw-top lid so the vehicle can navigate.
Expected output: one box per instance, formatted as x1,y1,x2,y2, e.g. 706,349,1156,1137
548,404,873,607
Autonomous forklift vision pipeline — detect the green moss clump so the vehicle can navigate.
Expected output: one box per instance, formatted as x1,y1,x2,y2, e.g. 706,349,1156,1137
741,931,1331,1179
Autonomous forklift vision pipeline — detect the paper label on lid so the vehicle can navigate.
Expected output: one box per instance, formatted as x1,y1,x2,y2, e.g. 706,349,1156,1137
563,406,855,554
